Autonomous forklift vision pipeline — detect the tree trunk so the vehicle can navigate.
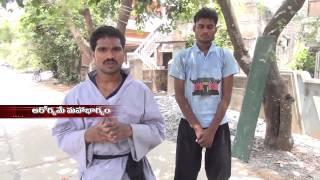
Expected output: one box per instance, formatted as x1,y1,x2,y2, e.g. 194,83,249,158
64,7,96,81
263,62,294,150
117,0,133,34
79,8,96,75
67,18,92,80
67,19,91,61
80,8,95,36
262,0,305,150
216,0,251,74
217,0,305,151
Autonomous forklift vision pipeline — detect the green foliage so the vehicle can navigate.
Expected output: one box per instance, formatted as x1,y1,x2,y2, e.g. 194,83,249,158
1,0,24,8
165,0,207,23
213,2,232,49
256,0,273,18
16,0,125,83
8,41,41,70
291,45,316,77
186,34,195,48
4,0,234,83
0,0,5,8
3,0,121,83
0,43,10,60
0,21,16,63
160,0,209,31
0,21,13,43
299,17,320,43
0,21,41,70
18,1,82,83
91,0,119,26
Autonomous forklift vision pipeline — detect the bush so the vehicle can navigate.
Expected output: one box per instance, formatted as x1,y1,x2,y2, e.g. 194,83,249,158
19,3,81,84
291,47,316,77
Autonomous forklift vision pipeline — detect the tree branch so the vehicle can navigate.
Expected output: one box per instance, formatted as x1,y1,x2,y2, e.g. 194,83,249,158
263,0,305,81
79,8,95,36
263,0,306,38
67,19,92,63
117,0,133,34
217,0,251,75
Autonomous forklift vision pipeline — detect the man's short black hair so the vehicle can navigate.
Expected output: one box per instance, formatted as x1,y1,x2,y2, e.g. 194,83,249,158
90,26,126,51
194,7,218,25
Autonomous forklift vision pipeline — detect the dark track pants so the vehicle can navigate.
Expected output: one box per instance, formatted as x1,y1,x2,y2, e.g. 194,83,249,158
174,118,231,180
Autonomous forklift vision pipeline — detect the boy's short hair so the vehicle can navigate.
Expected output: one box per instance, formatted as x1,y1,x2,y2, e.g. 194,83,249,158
194,7,218,25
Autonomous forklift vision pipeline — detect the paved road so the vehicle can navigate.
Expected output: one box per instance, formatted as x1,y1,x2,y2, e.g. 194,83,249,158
0,67,268,180
0,67,75,180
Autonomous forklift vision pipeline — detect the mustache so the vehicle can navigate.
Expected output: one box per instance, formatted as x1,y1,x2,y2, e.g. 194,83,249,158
103,59,118,64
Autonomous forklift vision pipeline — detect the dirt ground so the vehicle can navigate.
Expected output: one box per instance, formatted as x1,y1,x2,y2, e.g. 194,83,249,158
38,78,75,93
228,115,320,180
